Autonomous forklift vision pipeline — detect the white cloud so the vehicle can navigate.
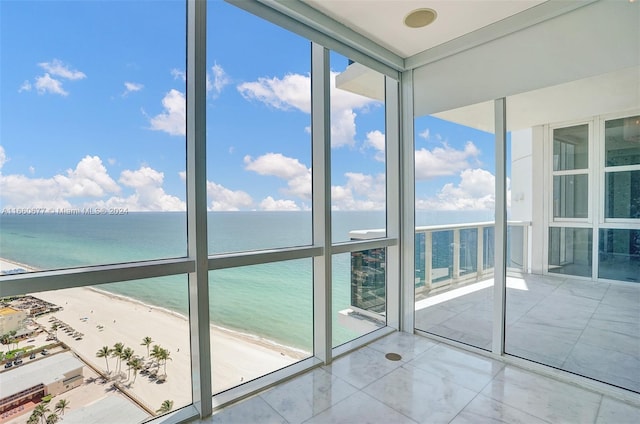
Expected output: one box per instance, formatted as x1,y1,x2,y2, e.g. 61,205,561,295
123,81,143,96
38,59,86,80
35,73,68,96
211,63,230,95
206,180,253,211
244,153,311,199
331,172,386,211
28,166,35,175
259,196,300,211
95,166,185,211
0,155,120,209
171,69,186,81
415,168,509,211
237,71,379,147
419,128,430,140
415,141,480,180
364,130,385,162
0,146,6,169
149,89,186,136
18,80,32,93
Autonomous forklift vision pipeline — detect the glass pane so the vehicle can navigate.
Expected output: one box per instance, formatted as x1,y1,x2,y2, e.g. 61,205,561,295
0,1,187,273
330,53,387,243
599,229,640,282
459,228,478,276
605,115,640,167
605,171,640,219
414,101,495,351
207,2,312,253
333,250,386,348
553,174,588,218
548,227,592,277
553,124,589,170
209,260,313,394
7,276,191,422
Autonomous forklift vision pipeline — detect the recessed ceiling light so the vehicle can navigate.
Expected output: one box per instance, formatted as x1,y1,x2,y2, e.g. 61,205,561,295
404,8,437,28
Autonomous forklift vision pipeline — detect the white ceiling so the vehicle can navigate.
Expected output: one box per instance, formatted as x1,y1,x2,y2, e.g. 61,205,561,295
302,0,546,58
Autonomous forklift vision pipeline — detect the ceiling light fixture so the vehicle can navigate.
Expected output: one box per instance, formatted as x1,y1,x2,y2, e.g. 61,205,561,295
404,8,437,28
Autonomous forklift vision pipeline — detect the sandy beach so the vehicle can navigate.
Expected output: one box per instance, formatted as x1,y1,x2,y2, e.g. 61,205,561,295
1,258,309,414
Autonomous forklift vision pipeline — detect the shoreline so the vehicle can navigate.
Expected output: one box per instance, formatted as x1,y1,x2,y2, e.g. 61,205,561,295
0,257,310,412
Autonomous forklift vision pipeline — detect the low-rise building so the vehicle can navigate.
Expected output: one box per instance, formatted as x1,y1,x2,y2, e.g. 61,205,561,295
0,307,27,335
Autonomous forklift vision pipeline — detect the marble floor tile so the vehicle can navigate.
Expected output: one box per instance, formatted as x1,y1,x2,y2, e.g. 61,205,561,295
322,346,403,389
206,395,286,424
554,279,609,301
260,368,358,424
482,366,602,423
409,343,503,392
303,391,417,424
363,365,477,423
366,331,438,362
595,397,640,424
449,393,549,424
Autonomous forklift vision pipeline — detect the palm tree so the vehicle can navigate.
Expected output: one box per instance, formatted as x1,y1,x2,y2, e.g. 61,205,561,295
54,399,70,416
121,347,134,379
50,323,58,338
96,346,112,373
156,400,174,414
45,413,59,424
129,356,144,383
141,336,153,358
32,403,50,424
111,342,124,374
150,344,163,371
158,347,172,375
27,413,40,424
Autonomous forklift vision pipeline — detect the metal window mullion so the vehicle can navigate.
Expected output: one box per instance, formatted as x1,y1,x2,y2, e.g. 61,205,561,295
385,75,400,330
492,98,507,355
311,42,332,364
400,69,415,332
187,0,212,417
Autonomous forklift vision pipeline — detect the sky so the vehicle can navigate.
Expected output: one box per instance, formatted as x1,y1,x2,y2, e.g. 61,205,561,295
0,0,500,213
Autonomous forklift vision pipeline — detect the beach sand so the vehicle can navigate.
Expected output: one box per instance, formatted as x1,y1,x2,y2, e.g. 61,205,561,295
1,258,309,414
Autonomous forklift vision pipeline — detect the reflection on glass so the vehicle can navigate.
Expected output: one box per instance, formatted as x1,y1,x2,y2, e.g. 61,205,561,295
209,260,312,394
605,171,640,219
4,276,191,421
333,251,386,348
548,227,592,277
553,124,589,170
553,174,588,218
605,115,640,167
432,230,453,283
599,229,640,282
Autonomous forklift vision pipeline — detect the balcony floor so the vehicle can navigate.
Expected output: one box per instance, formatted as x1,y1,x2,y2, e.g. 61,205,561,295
415,273,640,393
201,332,640,423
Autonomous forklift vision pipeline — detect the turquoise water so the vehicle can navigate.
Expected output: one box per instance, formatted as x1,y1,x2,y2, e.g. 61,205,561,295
0,210,490,349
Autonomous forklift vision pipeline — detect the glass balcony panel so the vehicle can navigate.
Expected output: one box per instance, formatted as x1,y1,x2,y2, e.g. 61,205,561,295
330,52,387,243
333,250,386,348
206,2,312,254
605,171,640,219
209,260,312,394
553,124,589,171
414,100,495,351
598,228,640,282
553,174,589,219
605,115,640,167
7,276,191,421
0,1,187,273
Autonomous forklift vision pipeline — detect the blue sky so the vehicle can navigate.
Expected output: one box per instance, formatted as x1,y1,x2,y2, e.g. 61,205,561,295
0,0,498,212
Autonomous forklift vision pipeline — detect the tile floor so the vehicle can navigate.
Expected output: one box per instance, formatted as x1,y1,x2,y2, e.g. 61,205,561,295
415,274,640,392
198,332,640,424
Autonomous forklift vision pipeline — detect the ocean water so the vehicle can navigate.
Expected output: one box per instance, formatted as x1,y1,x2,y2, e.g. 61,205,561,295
0,210,491,349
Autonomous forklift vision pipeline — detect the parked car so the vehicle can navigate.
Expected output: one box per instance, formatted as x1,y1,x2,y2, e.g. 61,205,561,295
29,353,36,359
3,362,12,369
13,359,23,366
41,349,49,355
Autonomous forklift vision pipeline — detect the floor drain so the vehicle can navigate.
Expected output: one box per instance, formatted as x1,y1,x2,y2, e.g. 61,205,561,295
385,352,402,361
